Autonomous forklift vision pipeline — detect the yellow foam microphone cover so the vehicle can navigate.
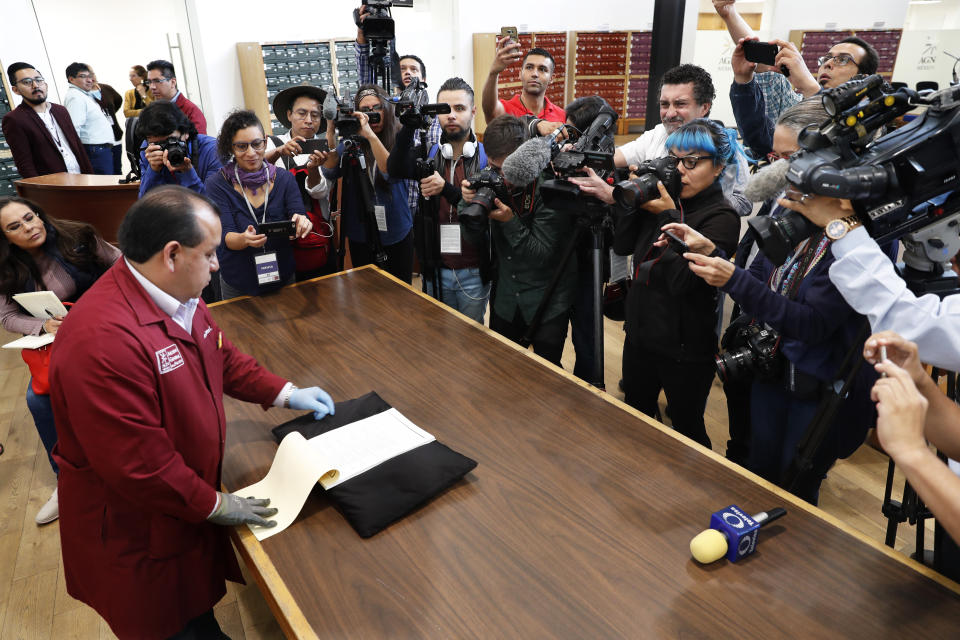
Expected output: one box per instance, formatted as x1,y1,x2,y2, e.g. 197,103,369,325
690,528,728,564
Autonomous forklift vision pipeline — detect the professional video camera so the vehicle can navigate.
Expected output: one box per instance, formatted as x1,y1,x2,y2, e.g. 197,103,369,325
612,156,683,210
394,79,451,129
749,74,960,287
459,167,510,225
355,0,396,42
539,104,619,209
158,136,188,166
332,92,381,138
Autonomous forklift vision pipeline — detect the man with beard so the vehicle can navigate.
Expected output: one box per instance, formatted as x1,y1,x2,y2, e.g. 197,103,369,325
389,77,490,323
482,39,565,124
2,62,93,178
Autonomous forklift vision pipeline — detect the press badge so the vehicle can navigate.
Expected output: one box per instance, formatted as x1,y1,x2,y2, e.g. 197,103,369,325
375,205,388,232
440,223,461,254
255,252,280,285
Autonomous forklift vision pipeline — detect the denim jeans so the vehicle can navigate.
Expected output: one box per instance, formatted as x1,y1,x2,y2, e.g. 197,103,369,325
424,267,491,324
84,143,114,175
26,381,59,475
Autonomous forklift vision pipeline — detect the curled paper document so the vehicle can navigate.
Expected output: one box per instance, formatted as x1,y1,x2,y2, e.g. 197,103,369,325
236,408,435,541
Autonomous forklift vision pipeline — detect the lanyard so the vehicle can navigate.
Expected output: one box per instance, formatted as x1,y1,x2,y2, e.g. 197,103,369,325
235,164,270,226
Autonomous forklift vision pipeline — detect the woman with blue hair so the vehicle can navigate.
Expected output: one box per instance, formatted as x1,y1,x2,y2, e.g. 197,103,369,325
611,118,742,448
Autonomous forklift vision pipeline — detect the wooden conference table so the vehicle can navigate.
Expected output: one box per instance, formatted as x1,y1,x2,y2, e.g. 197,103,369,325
15,173,138,243
212,267,960,639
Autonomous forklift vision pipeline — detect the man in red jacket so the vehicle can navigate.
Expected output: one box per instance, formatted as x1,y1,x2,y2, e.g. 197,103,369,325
145,59,207,135
2,62,93,178
50,185,335,639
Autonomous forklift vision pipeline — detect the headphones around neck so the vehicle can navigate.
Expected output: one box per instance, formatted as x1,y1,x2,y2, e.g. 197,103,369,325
440,134,477,160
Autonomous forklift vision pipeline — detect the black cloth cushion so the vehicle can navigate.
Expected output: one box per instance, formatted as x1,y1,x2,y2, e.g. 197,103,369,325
271,391,477,538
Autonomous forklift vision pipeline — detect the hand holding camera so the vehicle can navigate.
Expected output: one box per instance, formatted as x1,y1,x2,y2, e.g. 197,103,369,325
639,181,677,214
567,167,615,204
460,179,476,203
488,197,514,223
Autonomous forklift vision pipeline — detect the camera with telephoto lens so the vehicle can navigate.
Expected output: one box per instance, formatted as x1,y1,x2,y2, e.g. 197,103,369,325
612,156,683,210
394,79,451,129
715,319,783,384
159,136,188,166
750,73,960,280
459,167,510,225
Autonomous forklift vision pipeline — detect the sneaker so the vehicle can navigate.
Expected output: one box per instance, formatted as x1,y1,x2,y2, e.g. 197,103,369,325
35,487,58,525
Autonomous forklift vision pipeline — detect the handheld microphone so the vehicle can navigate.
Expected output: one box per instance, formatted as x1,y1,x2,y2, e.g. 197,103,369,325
689,505,786,564
744,158,791,203
501,136,555,187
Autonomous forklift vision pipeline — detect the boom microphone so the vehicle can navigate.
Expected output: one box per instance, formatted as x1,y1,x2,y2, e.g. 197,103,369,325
743,158,791,203
689,505,786,564
501,136,556,187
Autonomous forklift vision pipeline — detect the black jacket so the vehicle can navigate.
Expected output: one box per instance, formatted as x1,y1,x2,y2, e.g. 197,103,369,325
613,180,740,362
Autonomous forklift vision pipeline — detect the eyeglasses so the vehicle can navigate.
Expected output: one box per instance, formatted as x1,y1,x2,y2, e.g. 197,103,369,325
357,104,383,113
817,53,858,68
16,77,46,88
3,211,38,234
292,108,321,120
75,73,93,80
232,139,267,153
671,154,713,170
144,77,172,86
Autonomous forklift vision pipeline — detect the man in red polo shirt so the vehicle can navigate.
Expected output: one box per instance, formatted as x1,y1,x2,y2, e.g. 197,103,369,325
482,37,565,125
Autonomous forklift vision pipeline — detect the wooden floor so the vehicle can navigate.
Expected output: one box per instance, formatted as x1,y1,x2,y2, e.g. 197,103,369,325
0,276,937,639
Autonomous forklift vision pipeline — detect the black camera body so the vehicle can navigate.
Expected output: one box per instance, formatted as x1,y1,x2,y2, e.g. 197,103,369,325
749,74,960,268
540,104,619,212
715,321,783,384
460,167,510,223
359,0,396,42
612,156,683,210
159,136,188,166
395,79,451,129
334,93,382,138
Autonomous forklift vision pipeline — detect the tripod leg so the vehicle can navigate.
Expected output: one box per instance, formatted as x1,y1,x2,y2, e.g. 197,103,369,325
590,226,605,390
883,458,901,548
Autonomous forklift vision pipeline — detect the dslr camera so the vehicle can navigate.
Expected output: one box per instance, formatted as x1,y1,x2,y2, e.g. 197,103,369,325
715,319,783,384
158,136,188,166
612,156,683,210
750,74,960,283
460,167,510,224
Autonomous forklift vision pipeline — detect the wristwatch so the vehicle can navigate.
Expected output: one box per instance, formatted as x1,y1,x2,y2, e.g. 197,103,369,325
824,215,862,241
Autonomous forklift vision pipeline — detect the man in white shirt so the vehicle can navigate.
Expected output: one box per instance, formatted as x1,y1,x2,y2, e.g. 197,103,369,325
2,62,92,178
62,61,115,174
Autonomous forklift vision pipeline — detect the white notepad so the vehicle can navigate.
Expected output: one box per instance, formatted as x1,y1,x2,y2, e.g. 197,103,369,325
2,333,55,350
236,408,435,541
13,291,68,318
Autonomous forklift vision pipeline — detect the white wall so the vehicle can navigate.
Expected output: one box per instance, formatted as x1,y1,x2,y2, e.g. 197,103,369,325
187,0,456,133
2,0,196,172
764,0,909,38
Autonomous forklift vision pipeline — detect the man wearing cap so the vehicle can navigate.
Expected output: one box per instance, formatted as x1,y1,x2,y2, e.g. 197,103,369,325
265,85,335,278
